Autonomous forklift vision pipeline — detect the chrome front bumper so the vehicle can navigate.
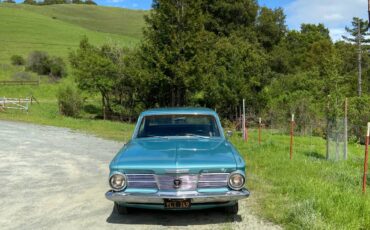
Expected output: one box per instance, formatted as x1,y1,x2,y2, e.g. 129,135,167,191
105,189,250,204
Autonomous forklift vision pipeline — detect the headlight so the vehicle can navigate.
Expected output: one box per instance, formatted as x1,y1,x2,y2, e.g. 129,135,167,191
228,172,245,190
109,173,127,191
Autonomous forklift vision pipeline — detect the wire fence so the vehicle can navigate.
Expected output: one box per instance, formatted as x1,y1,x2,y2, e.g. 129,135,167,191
229,113,368,162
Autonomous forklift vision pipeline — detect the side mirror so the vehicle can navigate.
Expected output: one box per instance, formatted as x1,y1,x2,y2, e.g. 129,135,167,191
226,130,233,138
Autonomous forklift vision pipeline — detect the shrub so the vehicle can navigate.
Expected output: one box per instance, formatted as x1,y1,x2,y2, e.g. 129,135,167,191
26,51,50,75
26,51,67,78
49,56,66,79
57,85,83,117
12,72,33,81
10,55,25,66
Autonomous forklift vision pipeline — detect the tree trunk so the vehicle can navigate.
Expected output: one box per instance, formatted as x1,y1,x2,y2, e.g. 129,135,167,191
358,20,362,97
326,119,330,160
101,94,106,120
171,87,175,107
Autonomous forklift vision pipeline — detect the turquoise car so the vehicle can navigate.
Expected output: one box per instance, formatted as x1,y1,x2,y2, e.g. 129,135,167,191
105,107,249,214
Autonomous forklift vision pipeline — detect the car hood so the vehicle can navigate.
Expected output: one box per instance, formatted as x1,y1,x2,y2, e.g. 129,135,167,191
111,138,237,173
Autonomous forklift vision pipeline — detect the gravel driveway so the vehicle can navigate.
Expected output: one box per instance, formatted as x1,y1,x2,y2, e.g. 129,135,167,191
0,121,281,230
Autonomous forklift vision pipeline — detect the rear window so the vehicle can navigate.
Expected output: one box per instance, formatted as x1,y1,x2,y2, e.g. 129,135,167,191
136,115,220,138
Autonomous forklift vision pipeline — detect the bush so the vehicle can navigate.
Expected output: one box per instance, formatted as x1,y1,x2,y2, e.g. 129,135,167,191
26,51,50,75
12,72,33,81
26,51,67,78
10,55,25,66
49,56,66,79
57,85,83,117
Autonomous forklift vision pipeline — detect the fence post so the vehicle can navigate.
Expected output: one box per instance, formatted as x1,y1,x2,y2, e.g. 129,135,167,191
344,98,348,160
290,114,295,160
242,99,246,141
258,117,262,145
363,122,370,193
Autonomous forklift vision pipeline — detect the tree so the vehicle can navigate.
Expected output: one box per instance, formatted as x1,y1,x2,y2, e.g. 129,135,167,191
301,23,330,41
85,0,97,5
23,0,37,4
342,17,370,97
201,0,258,36
139,0,207,107
3,0,15,3
256,7,286,51
199,35,268,117
69,38,123,120
43,0,66,4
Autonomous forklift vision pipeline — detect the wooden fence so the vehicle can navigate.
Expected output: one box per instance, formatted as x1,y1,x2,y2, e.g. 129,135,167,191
0,80,39,86
0,97,32,112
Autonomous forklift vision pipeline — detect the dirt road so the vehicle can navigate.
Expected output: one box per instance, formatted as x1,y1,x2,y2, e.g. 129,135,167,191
0,121,280,230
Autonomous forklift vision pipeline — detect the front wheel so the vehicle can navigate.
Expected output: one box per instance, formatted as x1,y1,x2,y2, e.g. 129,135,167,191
114,202,129,215
225,202,239,214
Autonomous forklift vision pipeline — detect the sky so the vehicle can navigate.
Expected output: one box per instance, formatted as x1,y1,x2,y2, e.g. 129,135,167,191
95,0,368,41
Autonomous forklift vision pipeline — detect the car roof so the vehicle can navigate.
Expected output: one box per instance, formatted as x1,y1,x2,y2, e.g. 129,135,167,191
140,107,218,116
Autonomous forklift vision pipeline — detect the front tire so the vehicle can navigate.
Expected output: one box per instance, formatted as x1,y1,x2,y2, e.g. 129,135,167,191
225,202,239,214
114,202,129,215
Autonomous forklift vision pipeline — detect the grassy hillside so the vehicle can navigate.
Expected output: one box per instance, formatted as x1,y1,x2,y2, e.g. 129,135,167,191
0,3,146,39
0,3,145,63
0,3,145,131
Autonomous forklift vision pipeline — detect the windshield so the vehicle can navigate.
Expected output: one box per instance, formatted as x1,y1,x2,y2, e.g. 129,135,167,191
136,114,221,138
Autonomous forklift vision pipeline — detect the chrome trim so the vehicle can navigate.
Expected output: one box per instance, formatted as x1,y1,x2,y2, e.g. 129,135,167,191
127,174,157,189
157,174,198,190
109,172,127,191
126,174,156,176
105,189,250,204
198,173,229,188
165,169,190,173
227,170,245,191
123,172,235,190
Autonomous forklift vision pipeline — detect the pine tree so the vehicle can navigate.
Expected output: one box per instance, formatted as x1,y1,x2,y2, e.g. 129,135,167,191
342,17,370,97
140,0,206,107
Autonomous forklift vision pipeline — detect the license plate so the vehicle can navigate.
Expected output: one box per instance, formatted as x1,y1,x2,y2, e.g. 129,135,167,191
164,199,191,209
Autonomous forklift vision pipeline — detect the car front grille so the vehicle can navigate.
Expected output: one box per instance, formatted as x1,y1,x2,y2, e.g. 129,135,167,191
198,173,229,188
126,173,229,190
126,174,157,189
157,174,198,190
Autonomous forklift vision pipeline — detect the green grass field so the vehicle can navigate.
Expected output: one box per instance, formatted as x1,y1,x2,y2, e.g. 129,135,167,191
0,3,145,63
0,2,145,129
2,3,147,39
231,131,369,229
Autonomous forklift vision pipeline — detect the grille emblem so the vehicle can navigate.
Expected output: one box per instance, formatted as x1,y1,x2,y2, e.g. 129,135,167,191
173,179,182,189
